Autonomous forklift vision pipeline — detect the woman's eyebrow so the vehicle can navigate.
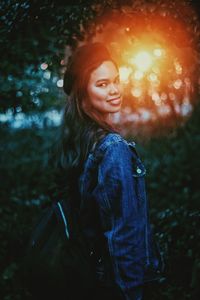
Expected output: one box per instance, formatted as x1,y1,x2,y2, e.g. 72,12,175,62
96,78,109,83
96,74,119,83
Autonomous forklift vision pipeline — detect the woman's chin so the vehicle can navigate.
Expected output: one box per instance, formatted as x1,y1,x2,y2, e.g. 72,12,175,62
109,105,121,113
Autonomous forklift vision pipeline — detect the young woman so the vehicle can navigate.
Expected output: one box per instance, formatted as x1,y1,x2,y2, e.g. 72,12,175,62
54,42,163,300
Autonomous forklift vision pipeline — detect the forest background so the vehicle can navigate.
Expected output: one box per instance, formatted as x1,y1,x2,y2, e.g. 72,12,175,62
0,1,200,299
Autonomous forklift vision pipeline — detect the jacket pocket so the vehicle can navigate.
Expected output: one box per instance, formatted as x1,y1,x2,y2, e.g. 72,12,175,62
128,143,147,207
127,142,147,177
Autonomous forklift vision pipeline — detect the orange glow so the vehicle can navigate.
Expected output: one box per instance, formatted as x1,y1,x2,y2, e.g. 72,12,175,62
133,70,144,80
88,5,199,133
175,61,183,75
148,73,158,82
119,66,132,82
152,66,160,74
131,87,142,97
161,92,168,101
173,79,183,89
158,105,171,116
152,92,160,102
169,92,176,101
130,51,153,71
153,48,163,57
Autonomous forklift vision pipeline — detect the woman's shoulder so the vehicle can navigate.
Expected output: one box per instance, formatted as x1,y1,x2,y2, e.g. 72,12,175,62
94,132,136,155
85,132,139,170
100,132,123,146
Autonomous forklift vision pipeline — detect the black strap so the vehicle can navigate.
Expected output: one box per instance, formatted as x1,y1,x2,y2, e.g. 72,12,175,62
53,201,70,239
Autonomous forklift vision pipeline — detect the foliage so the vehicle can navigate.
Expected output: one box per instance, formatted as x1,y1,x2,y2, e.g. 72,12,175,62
0,102,200,299
0,0,97,113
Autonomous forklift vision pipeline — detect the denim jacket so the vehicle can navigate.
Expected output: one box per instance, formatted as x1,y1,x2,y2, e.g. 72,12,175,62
78,133,163,300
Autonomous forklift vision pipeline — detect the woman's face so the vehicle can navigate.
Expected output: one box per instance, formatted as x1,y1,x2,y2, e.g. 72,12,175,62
85,60,122,119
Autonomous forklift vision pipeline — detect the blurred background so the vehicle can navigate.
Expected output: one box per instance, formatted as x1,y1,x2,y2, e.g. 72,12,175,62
0,0,200,299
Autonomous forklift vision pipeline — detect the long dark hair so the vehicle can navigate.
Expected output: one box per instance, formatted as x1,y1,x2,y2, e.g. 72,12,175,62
50,43,119,201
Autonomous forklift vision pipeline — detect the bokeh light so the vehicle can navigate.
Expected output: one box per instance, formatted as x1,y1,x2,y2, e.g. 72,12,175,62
130,51,153,72
153,48,163,57
56,79,63,88
119,66,132,82
40,63,48,70
133,70,144,80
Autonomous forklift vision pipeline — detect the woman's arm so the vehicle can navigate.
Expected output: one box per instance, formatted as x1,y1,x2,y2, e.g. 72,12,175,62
93,140,145,300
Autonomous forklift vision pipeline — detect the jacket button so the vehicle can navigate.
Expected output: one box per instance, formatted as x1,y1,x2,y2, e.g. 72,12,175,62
136,167,142,174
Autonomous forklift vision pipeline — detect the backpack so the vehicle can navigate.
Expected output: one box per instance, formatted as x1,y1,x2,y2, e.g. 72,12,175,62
22,199,96,299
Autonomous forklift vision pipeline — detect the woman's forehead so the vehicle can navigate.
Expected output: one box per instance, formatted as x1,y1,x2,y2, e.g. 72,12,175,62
89,61,118,81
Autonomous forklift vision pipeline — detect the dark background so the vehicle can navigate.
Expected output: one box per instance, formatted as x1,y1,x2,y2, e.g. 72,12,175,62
0,1,200,299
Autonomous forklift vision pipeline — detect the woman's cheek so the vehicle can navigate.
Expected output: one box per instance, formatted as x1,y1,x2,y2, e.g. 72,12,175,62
119,84,123,95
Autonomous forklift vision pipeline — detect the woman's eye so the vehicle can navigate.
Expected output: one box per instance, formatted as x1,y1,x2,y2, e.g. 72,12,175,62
98,82,107,87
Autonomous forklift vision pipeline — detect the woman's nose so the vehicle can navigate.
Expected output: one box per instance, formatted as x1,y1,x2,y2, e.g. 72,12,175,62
109,83,119,95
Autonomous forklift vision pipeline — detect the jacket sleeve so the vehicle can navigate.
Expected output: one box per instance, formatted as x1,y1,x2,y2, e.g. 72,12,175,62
93,141,145,300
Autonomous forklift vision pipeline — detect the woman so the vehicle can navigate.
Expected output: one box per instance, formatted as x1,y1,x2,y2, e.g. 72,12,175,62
54,42,163,300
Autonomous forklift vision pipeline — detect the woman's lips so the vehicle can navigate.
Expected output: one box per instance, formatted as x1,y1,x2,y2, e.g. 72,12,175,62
107,97,121,105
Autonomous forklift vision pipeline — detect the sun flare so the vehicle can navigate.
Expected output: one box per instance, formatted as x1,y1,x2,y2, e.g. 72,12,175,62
130,51,153,72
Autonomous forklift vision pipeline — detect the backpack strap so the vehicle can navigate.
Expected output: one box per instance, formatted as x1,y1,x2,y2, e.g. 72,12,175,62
53,201,70,239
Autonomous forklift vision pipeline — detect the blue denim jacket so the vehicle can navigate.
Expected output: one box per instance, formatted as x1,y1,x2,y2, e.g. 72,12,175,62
79,133,163,300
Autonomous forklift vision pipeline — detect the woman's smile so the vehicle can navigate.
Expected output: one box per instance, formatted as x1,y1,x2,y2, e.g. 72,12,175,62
107,96,122,105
